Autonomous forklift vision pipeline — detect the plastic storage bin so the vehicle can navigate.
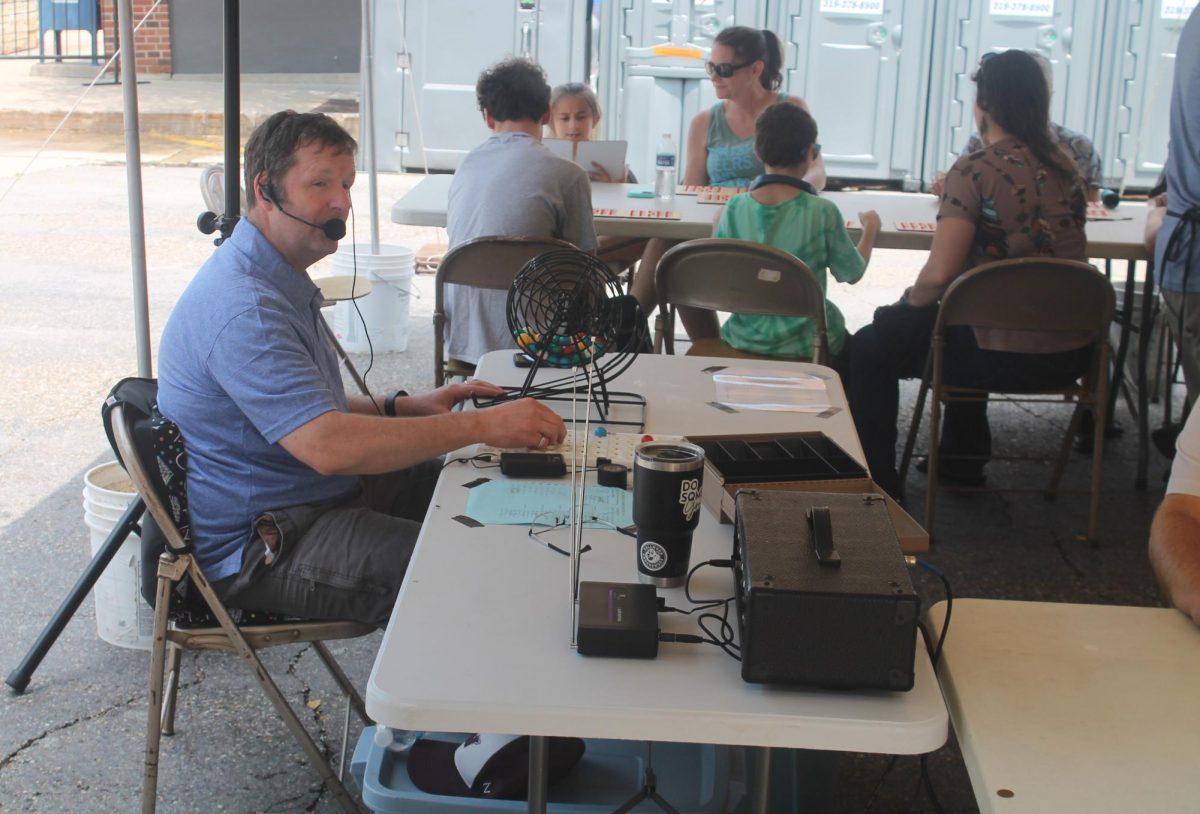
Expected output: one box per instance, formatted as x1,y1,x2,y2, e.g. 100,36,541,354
350,729,742,813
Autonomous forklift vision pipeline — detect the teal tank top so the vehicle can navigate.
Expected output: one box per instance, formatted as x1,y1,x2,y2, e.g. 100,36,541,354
704,94,786,188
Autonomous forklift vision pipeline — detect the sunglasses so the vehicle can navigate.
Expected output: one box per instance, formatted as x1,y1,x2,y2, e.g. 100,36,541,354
706,60,753,78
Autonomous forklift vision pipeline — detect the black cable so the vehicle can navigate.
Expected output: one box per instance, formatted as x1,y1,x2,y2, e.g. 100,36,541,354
345,203,378,394
914,558,952,670
861,755,899,814
920,753,946,813
440,454,501,470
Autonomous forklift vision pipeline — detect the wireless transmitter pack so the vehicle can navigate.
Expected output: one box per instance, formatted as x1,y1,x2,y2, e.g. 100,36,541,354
733,489,919,691
576,581,659,659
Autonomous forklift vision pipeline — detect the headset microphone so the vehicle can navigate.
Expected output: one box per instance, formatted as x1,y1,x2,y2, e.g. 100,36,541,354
262,183,347,240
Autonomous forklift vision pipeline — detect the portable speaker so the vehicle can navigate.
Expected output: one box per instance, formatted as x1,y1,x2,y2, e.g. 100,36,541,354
733,489,919,691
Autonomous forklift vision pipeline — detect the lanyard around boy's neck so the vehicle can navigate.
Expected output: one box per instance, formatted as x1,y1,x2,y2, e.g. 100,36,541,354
750,174,818,196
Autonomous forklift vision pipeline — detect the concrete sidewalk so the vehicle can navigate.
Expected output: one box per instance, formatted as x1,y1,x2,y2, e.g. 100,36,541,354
0,58,360,144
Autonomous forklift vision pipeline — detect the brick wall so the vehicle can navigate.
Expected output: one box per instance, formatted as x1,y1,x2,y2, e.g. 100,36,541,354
101,0,172,74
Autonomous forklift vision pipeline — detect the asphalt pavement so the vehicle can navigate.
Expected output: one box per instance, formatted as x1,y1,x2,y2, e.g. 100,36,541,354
0,59,1181,813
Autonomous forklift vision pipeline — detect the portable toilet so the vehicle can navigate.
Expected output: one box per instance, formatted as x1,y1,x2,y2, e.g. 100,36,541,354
370,0,588,172
922,0,1108,191
768,0,935,190
1093,0,1197,192
598,0,768,181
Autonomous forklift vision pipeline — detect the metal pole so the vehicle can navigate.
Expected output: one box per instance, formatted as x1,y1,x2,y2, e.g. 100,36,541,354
118,0,151,377
223,0,240,234
6,498,146,693
361,0,380,253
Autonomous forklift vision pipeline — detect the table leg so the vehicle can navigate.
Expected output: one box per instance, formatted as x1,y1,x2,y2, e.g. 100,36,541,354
1137,265,1156,489
1108,260,1138,428
751,746,772,814
527,735,548,814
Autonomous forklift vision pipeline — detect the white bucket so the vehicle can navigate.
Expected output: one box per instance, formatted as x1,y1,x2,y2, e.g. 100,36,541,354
329,244,415,354
82,462,153,650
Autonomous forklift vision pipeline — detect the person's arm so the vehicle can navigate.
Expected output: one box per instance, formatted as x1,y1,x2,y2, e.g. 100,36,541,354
1149,493,1200,626
905,216,975,306
279,396,567,477
1145,194,1168,254
856,210,881,265
347,380,505,417
682,110,711,187
562,171,599,252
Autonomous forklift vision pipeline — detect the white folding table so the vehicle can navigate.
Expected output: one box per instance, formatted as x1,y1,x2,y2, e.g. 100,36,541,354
928,599,1200,813
367,352,948,812
390,174,1149,259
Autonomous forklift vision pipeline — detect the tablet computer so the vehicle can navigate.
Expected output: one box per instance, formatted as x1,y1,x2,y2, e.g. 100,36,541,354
543,138,629,182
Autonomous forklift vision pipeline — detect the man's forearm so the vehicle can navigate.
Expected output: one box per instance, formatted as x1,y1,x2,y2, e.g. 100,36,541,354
1149,495,1200,626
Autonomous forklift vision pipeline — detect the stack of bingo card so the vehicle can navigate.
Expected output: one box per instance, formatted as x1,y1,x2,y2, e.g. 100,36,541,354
696,187,742,204
677,184,747,198
895,220,937,232
1086,201,1113,220
593,207,681,220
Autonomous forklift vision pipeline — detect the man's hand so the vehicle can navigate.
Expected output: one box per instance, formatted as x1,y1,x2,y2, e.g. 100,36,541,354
400,379,506,416
930,172,947,197
473,397,567,449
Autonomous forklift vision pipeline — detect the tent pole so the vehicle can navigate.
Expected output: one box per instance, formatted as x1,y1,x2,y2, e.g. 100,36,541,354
361,0,380,253
223,0,240,236
118,0,151,377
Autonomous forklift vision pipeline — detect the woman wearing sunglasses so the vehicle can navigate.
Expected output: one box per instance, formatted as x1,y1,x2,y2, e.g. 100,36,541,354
686,26,825,192
847,49,1090,500
635,26,825,336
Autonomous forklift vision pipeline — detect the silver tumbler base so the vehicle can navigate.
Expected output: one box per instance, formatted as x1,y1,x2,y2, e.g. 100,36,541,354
639,572,685,589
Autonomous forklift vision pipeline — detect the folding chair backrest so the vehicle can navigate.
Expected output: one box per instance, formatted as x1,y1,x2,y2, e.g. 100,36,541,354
935,258,1115,341
432,235,578,384
110,400,192,557
655,238,828,360
103,377,190,553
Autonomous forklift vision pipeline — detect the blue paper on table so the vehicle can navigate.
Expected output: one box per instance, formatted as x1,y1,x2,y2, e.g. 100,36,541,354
465,481,633,528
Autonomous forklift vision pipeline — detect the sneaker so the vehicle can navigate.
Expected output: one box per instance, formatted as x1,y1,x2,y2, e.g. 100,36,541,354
914,456,987,486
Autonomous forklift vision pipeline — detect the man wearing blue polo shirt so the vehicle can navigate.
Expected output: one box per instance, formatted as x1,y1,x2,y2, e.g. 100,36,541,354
158,111,565,627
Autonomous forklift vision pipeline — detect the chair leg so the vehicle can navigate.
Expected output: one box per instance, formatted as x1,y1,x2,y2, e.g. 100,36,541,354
160,644,182,736
1046,402,1085,501
899,356,934,482
189,576,362,813
1089,350,1111,545
312,640,369,725
143,569,175,814
926,395,940,538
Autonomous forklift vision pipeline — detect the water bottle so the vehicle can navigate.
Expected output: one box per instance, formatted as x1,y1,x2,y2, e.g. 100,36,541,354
373,725,421,753
655,133,677,205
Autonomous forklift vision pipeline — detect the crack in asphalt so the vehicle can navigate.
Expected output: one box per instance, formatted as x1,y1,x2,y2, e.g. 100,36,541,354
1,690,144,771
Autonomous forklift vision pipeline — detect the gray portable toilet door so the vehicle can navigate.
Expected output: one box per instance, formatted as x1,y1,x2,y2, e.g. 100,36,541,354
395,0,582,172
779,1,907,183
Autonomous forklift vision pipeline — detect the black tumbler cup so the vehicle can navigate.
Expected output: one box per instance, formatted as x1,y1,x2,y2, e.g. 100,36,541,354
633,442,706,587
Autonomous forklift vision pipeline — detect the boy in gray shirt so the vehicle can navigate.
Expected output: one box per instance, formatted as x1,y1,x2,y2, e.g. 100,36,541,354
446,58,598,366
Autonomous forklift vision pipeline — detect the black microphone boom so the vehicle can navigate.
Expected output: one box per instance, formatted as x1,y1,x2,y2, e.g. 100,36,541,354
275,203,346,240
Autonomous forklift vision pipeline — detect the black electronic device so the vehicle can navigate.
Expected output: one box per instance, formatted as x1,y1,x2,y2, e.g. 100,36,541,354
499,452,567,478
576,581,659,659
733,490,918,691
513,351,535,368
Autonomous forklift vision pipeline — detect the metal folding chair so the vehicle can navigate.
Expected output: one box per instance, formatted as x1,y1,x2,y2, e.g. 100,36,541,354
898,258,1116,543
653,238,829,364
432,235,577,386
108,385,373,814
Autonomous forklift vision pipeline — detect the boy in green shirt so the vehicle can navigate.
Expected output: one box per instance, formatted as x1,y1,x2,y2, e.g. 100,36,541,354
714,104,880,364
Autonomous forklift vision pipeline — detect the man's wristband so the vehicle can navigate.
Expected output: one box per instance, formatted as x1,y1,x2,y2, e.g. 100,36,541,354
383,389,408,417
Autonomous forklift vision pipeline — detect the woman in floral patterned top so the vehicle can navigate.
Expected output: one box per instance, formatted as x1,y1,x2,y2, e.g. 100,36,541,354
847,49,1093,499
